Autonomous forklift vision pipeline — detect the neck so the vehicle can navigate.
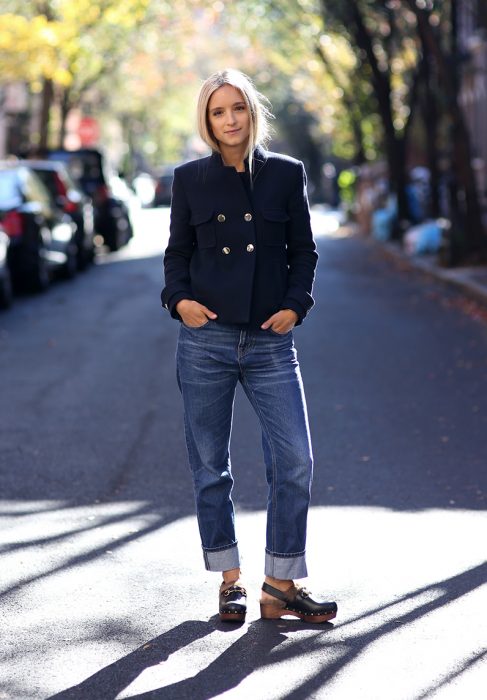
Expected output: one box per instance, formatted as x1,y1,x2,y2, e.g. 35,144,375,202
219,143,248,172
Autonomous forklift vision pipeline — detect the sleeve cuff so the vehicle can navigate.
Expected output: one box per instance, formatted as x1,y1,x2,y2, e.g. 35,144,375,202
163,291,195,320
280,298,307,325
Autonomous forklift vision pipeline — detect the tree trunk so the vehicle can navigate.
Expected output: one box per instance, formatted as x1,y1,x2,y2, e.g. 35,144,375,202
418,52,441,218
58,88,71,149
406,0,485,259
38,78,53,154
315,44,366,164
349,2,411,229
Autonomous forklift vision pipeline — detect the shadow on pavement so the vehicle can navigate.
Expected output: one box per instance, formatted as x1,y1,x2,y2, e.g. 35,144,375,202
46,620,214,699
46,561,486,700
0,503,174,600
414,648,487,700
285,561,487,700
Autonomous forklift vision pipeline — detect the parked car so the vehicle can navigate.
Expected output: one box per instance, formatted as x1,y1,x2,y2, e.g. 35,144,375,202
47,148,133,251
0,163,78,291
132,172,156,207
0,225,13,308
152,168,175,207
25,160,95,269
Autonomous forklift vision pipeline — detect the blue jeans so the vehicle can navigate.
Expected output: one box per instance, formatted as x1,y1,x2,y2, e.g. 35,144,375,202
176,321,313,579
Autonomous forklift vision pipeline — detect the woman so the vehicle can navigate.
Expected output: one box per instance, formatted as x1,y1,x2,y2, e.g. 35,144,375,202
161,69,337,624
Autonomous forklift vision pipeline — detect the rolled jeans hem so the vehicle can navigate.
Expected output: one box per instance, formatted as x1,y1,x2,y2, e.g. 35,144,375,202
203,544,240,572
265,551,308,579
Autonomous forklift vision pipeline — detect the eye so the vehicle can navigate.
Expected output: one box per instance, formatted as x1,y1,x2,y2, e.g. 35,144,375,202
235,104,246,111
212,109,224,117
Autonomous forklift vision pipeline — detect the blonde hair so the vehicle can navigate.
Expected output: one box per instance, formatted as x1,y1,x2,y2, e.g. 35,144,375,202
197,69,273,175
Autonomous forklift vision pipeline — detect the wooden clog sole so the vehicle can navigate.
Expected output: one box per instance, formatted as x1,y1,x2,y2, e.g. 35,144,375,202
260,604,336,623
219,611,246,622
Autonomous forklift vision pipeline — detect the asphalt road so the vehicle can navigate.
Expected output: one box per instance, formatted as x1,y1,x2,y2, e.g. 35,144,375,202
1,204,486,700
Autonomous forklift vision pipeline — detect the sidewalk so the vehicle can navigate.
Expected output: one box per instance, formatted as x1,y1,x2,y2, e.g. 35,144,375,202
368,236,487,309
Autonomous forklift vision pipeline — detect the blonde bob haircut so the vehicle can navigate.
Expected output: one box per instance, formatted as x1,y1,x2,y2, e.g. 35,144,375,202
197,69,273,176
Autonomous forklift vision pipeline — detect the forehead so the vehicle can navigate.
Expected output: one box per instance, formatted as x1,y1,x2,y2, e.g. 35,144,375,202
208,84,245,109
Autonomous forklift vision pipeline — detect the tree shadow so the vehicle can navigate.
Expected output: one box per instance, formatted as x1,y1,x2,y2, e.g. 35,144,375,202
415,648,487,700
45,562,486,700
279,560,487,700
46,620,214,700
0,505,175,599
46,615,330,700
0,502,158,556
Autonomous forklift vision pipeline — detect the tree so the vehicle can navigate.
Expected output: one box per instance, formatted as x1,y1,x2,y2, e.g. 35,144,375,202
315,1,431,228
0,0,151,148
217,0,381,182
223,0,422,223
403,0,485,260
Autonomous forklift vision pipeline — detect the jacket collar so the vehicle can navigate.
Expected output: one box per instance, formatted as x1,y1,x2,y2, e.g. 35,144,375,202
209,144,268,177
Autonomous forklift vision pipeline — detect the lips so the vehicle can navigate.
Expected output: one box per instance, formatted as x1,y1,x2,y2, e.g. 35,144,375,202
224,128,241,135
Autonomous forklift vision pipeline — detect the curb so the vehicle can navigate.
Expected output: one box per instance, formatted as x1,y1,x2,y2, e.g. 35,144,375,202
370,238,487,309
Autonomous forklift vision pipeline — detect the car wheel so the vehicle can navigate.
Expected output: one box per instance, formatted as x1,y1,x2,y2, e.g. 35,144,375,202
31,251,50,292
103,220,119,252
106,213,132,252
0,270,13,309
108,226,128,252
63,242,78,279
86,243,96,265
107,237,119,253
77,247,87,271
79,243,94,270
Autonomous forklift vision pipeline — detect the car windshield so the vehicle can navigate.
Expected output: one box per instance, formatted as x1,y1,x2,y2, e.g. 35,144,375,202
48,151,105,195
0,170,22,209
32,169,57,198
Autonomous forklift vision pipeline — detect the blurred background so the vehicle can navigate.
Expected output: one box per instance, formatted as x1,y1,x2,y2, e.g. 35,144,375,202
0,0,487,305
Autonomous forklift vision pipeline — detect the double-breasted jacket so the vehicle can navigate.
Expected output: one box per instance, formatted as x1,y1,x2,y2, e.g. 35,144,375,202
161,145,318,327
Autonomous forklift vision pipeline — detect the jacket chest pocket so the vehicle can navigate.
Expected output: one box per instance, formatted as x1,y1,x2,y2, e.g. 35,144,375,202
190,210,216,249
262,210,289,246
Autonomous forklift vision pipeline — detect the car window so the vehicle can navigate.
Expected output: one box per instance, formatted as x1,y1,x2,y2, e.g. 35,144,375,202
66,156,87,182
24,171,53,215
49,151,104,183
60,167,80,192
32,169,57,200
0,170,22,208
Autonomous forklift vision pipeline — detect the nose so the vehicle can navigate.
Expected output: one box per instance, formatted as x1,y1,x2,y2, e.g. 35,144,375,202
225,110,237,126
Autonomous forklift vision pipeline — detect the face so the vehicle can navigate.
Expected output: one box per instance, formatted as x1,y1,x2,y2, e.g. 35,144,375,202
207,84,251,150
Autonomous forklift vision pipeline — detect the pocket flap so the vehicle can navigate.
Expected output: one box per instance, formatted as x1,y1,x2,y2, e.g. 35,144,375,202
263,210,290,223
190,210,213,226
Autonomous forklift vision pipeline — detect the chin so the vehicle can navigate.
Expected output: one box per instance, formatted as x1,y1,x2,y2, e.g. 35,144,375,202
222,135,249,147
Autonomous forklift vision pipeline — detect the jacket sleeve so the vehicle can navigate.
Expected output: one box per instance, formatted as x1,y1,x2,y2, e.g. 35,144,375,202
281,161,318,321
160,167,195,318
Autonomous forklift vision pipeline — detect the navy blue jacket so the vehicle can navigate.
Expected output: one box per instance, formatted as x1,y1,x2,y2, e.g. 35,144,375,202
161,145,318,327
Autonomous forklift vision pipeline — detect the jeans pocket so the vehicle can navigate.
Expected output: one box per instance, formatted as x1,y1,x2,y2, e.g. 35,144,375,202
268,327,292,337
182,320,210,330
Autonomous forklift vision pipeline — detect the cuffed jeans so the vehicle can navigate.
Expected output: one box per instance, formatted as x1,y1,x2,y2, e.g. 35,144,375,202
176,320,313,579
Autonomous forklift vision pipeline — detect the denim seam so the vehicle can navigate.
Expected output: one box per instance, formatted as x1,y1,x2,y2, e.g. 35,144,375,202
237,329,256,359
239,372,278,554
203,541,238,553
265,548,306,558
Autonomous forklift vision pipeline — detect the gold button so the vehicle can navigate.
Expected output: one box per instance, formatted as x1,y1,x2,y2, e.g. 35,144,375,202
244,212,252,222
217,214,226,223
222,246,231,255
246,244,254,253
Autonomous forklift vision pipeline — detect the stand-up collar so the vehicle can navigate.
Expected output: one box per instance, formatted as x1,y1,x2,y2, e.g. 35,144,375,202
209,145,268,177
